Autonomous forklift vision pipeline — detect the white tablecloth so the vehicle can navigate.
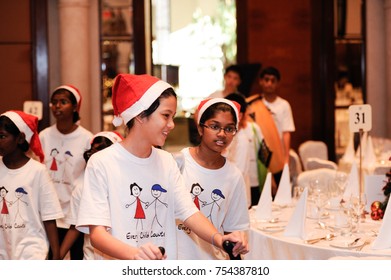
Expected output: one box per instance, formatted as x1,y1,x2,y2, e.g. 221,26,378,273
244,205,391,260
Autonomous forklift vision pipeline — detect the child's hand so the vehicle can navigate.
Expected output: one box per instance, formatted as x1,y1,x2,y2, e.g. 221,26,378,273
222,231,249,257
134,243,166,260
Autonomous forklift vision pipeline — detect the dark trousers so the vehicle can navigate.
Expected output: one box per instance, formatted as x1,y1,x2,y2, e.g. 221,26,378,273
48,227,84,260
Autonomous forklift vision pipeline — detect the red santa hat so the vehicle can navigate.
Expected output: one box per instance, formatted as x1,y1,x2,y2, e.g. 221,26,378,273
111,73,172,127
1,110,45,162
52,85,82,112
92,131,124,144
196,98,241,129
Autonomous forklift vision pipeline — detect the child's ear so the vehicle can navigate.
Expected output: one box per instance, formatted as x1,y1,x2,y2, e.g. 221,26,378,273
17,132,27,144
135,116,143,124
197,125,203,137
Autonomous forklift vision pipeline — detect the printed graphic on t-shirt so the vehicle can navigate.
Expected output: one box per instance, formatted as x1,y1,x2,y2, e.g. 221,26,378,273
190,183,206,210
0,186,29,230
46,148,74,185
125,182,168,245
203,189,225,225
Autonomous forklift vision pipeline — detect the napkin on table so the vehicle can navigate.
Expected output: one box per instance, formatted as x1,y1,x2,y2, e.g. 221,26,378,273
362,135,377,169
372,201,391,250
274,163,292,206
342,133,355,163
342,159,360,201
255,172,273,221
283,187,308,239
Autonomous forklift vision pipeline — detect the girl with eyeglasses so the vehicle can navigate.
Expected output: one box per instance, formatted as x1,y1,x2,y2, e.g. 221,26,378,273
175,98,250,260
76,74,248,260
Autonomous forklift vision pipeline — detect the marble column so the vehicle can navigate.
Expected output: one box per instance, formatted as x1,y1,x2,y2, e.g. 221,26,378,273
58,0,92,130
385,0,391,137
366,0,389,137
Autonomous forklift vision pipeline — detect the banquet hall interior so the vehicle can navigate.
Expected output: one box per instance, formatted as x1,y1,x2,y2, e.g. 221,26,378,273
1,0,391,260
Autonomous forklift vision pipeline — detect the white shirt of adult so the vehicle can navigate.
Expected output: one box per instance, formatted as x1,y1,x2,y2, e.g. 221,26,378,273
263,96,295,139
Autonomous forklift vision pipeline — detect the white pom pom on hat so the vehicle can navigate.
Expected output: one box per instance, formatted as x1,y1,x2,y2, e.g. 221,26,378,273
111,74,172,127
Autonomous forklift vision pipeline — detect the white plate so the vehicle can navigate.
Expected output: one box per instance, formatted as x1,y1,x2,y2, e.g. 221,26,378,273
329,239,365,249
257,225,285,233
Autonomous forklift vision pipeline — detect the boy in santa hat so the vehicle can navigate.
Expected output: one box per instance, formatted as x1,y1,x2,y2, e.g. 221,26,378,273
0,110,63,259
76,73,248,260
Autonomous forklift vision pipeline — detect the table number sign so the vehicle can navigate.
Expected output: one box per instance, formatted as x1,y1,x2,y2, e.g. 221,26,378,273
23,100,43,120
349,104,372,132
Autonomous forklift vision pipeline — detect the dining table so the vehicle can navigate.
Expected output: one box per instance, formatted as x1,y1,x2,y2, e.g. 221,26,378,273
244,202,391,260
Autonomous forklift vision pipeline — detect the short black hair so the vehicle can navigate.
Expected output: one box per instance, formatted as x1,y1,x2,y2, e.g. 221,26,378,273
260,66,281,81
225,93,247,114
225,65,242,80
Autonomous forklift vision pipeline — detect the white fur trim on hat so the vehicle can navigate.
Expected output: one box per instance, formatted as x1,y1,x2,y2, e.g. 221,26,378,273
1,111,33,143
197,98,240,129
119,80,172,126
93,131,123,144
54,85,81,104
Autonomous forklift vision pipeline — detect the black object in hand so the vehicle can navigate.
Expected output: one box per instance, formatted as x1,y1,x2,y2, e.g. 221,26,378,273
158,246,165,255
222,240,241,260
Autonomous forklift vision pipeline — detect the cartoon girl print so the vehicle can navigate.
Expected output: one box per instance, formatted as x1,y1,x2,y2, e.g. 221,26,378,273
204,189,225,225
47,148,62,182
145,184,167,229
190,183,206,210
12,187,28,227
0,186,12,229
125,183,148,231
62,150,74,185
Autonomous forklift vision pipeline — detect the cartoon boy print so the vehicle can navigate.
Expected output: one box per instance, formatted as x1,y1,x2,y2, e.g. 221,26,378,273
62,150,74,184
146,184,168,229
125,183,148,231
204,189,225,225
13,187,28,226
190,183,206,210
0,186,12,229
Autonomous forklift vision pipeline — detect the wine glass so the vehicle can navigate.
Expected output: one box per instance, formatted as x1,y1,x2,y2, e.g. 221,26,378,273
348,193,367,233
334,172,347,194
313,192,329,222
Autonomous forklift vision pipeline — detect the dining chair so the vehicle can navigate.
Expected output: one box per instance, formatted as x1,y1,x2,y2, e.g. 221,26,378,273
289,149,302,186
306,158,338,171
296,168,340,189
298,140,328,170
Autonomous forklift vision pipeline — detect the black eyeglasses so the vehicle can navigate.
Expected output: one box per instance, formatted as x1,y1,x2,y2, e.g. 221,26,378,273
200,123,237,135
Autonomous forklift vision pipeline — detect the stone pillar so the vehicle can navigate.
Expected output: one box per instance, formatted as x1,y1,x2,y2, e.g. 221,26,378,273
58,0,92,130
366,0,388,137
385,0,391,136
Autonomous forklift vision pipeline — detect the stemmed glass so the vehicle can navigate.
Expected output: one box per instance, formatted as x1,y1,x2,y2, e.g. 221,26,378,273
348,193,367,233
310,178,329,222
334,172,347,194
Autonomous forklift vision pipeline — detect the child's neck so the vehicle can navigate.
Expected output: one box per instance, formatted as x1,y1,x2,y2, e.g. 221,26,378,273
2,152,29,169
191,146,225,169
56,120,78,134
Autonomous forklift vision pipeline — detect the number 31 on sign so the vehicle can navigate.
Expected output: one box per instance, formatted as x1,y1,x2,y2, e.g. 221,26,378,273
349,104,372,132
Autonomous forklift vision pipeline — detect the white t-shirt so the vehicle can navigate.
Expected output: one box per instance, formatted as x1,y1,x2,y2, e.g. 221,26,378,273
39,125,93,228
66,171,97,260
243,122,264,188
76,144,198,260
0,158,63,259
176,148,250,260
263,96,295,139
